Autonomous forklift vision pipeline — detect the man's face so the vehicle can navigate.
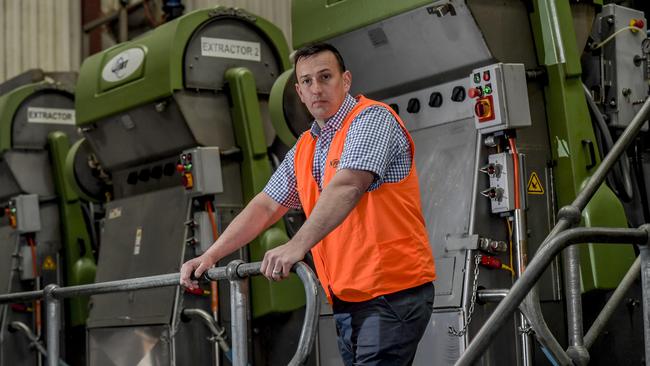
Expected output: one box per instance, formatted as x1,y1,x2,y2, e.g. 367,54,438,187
294,51,351,121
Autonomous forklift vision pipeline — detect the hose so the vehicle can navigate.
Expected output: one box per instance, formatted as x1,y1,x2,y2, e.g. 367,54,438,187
582,83,634,201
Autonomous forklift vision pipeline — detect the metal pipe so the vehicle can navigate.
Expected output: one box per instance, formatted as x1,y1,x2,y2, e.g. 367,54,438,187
563,244,589,365
454,226,649,366
44,285,59,366
584,256,641,349
227,261,248,366
520,289,573,366
182,308,230,354
639,244,650,364
118,1,128,42
476,289,509,303
9,321,48,358
513,209,534,366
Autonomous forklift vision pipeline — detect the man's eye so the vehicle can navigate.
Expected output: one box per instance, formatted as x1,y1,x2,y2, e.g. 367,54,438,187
302,79,311,85
321,74,331,80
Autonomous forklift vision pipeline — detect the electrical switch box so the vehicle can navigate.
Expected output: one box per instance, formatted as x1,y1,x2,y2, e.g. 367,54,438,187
178,147,224,196
482,153,515,213
10,194,41,233
193,211,215,255
469,63,531,133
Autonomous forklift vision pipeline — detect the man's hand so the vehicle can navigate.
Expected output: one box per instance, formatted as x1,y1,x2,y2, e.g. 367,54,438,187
260,240,309,281
180,253,216,290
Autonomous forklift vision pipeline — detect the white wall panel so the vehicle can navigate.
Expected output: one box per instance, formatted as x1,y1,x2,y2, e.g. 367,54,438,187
0,0,81,83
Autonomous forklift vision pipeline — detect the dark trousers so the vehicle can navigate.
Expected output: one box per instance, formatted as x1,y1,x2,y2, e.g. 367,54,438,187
332,282,434,366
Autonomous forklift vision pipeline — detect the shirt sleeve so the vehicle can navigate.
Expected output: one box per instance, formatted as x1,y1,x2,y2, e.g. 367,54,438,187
263,144,302,209
338,105,412,191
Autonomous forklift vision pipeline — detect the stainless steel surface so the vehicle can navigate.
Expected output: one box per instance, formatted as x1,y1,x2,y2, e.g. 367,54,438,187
382,79,473,132
329,2,491,99
88,187,189,328
410,118,478,308
87,325,171,366
455,226,649,366
584,256,641,349
413,310,464,366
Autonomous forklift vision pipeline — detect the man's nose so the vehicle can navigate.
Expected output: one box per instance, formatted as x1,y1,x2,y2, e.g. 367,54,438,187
310,80,323,94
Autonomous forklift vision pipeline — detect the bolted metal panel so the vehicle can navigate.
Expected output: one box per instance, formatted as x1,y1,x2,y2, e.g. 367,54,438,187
183,17,283,93
328,3,492,100
11,91,79,150
87,187,189,328
83,100,196,171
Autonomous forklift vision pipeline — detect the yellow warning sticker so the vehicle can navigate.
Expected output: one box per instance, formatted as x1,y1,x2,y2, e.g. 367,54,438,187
42,256,56,271
527,172,544,195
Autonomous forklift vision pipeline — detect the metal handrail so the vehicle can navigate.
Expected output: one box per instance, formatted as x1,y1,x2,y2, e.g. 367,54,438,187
455,226,650,366
455,88,650,366
0,260,320,366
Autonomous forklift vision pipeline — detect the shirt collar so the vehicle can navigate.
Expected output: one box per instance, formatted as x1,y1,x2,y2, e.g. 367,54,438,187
309,94,357,137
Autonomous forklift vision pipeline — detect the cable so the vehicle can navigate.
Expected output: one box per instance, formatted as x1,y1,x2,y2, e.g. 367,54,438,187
582,83,634,201
26,236,41,339
591,26,643,50
205,201,220,314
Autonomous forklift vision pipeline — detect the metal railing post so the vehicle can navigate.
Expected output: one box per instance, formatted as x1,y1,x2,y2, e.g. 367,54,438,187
639,227,650,364
225,260,248,366
454,226,649,366
564,244,589,365
44,284,60,366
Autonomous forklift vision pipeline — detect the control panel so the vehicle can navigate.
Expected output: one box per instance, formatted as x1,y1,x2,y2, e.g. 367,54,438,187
4,194,41,233
480,152,515,213
469,63,531,133
177,147,224,196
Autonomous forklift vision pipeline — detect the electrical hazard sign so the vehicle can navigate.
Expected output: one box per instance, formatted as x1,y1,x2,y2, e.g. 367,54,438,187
42,256,56,271
527,172,544,195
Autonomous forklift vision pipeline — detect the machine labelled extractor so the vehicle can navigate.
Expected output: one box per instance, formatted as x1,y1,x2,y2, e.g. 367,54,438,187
69,6,308,366
267,0,650,365
0,70,98,366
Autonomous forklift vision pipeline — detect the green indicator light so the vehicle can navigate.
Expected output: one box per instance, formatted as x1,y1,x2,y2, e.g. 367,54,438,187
484,86,492,94
186,163,193,170
11,208,16,213
473,73,481,83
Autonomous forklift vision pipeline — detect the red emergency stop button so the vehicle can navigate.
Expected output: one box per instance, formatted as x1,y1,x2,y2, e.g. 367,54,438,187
468,87,482,99
631,19,645,29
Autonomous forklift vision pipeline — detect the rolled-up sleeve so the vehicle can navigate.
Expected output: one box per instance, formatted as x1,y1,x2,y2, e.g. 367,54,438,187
263,144,302,209
338,106,411,191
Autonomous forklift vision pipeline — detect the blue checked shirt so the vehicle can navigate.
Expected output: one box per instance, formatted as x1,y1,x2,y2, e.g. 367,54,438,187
263,94,412,209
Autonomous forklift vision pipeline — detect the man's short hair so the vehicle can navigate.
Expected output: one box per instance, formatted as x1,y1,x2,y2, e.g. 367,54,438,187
293,43,346,74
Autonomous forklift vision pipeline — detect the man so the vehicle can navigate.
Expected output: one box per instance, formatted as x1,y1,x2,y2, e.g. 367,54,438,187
181,43,436,365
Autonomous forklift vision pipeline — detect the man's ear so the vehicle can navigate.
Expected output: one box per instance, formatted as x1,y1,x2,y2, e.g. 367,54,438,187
343,70,352,92
295,83,304,102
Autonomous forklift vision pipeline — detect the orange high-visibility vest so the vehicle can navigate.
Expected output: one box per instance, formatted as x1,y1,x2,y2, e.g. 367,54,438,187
294,95,436,303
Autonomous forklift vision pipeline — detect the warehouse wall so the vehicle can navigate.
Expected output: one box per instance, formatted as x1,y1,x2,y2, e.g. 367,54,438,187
0,0,81,83
0,0,291,83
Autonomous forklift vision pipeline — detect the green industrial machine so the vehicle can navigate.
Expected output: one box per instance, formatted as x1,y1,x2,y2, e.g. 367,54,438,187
263,0,647,365
0,70,97,366
70,6,306,365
